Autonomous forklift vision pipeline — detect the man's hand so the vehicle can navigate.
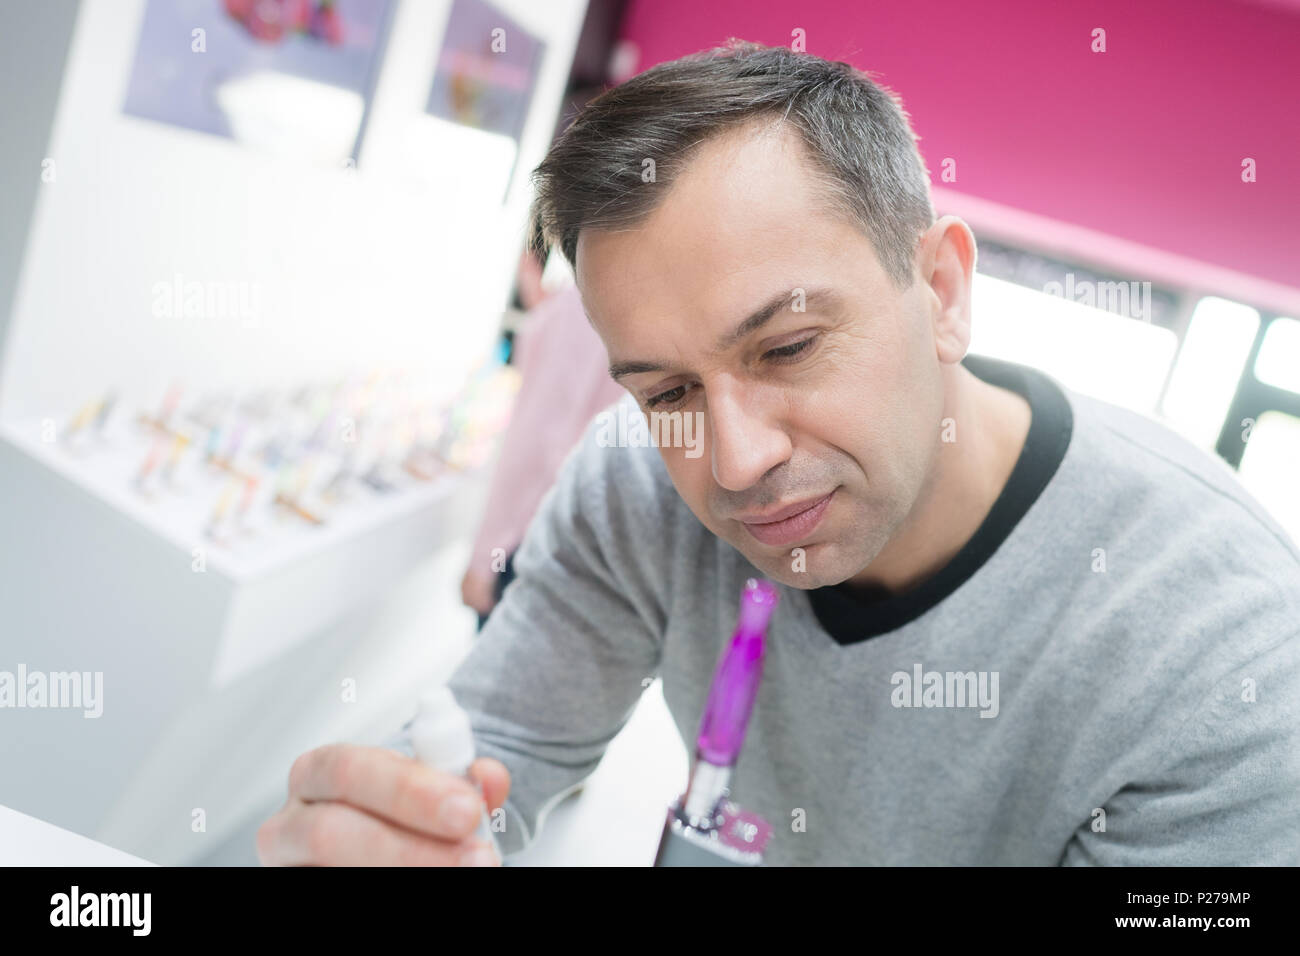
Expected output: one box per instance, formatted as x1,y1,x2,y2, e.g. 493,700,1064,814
256,744,511,866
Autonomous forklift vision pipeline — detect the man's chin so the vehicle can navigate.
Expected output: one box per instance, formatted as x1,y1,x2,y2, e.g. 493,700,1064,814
736,540,862,590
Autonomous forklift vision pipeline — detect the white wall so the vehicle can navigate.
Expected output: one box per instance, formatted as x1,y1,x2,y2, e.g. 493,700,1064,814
0,0,587,426
0,0,79,368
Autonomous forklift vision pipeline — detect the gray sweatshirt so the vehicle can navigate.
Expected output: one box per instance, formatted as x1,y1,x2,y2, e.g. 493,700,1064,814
390,353,1300,865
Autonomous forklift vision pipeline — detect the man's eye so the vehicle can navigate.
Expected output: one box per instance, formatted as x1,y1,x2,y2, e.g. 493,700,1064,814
646,385,687,409
764,337,816,362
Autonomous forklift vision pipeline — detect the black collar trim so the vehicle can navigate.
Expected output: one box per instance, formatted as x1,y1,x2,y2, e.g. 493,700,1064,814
806,354,1074,645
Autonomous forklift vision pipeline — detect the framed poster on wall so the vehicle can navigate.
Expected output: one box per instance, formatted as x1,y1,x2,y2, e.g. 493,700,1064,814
426,0,545,199
122,0,394,165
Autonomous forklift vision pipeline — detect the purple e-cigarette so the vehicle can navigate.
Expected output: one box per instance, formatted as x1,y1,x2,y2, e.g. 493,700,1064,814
654,578,778,866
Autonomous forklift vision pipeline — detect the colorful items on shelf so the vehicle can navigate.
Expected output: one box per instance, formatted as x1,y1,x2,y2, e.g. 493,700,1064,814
62,392,118,447
58,357,520,551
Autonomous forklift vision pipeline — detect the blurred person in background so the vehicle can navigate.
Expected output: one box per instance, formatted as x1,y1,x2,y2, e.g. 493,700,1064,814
459,245,623,625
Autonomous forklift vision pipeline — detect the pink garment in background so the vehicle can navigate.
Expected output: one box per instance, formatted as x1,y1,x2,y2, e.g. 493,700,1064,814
468,283,626,575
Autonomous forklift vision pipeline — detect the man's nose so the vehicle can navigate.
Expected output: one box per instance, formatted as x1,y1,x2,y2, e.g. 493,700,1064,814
707,377,791,492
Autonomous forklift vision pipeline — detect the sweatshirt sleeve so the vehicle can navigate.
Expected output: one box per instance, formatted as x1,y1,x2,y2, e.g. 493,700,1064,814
1060,632,1300,865
393,421,667,859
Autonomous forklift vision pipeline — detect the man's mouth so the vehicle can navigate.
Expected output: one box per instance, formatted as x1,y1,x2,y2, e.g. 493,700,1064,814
736,490,835,548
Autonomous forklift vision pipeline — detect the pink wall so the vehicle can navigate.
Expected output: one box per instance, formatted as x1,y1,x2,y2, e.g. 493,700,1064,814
618,0,1299,299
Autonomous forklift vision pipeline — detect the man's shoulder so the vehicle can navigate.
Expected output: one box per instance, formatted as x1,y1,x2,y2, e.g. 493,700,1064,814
568,394,675,482
528,395,723,610
1051,386,1300,656
1028,385,1300,793
1062,387,1300,564
559,394,709,538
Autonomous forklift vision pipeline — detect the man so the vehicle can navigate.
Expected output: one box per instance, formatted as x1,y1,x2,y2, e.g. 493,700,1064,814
258,42,1300,866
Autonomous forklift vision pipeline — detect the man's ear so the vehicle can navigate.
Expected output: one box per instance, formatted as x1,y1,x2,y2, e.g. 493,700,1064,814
917,215,977,365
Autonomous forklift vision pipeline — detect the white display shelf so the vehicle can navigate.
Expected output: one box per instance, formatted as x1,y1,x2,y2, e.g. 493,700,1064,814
0,420,487,689
0,803,156,867
1,419,466,583
0,425,490,856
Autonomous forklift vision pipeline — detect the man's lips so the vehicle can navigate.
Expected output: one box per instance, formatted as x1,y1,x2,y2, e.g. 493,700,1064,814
736,491,835,547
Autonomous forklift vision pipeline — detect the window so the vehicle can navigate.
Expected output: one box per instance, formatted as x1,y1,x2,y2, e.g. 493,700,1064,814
1159,297,1260,451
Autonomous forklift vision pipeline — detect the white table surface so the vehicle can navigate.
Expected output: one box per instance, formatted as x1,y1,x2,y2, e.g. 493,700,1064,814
503,679,688,866
2,681,686,868
0,803,156,866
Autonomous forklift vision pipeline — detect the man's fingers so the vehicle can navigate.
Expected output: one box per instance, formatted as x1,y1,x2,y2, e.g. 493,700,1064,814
468,757,511,812
289,743,483,841
259,797,496,867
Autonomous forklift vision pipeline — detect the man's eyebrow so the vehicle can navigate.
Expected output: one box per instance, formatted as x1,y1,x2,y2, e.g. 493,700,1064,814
609,359,665,382
607,286,836,383
714,286,833,352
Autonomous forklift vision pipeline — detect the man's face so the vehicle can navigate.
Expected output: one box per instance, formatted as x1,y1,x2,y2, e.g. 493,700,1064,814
576,121,948,589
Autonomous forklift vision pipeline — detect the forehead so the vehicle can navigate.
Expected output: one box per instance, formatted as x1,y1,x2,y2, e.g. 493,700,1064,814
575,121,874,344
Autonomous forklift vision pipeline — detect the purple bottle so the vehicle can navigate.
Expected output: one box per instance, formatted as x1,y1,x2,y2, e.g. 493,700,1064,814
654,578,778,866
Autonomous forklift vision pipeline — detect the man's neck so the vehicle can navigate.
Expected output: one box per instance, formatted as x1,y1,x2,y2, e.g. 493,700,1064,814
845,363,1032,597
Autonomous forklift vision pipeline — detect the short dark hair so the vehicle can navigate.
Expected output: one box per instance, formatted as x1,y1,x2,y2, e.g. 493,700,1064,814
530,40,936,288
